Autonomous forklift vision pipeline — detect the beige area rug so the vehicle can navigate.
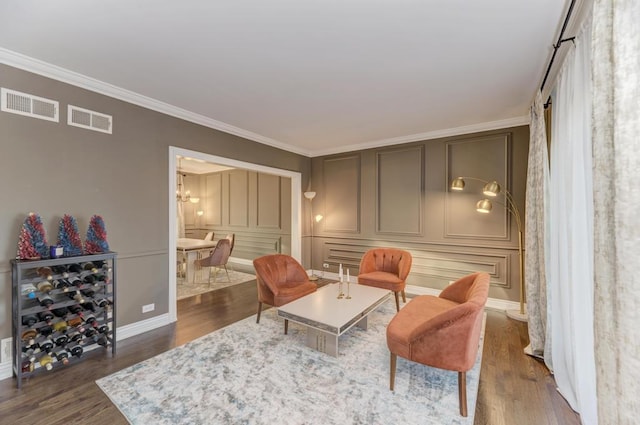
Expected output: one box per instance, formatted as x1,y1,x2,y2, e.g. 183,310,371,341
177,269,255,300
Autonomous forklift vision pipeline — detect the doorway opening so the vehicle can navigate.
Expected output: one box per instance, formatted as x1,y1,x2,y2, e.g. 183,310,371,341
169,146,302,322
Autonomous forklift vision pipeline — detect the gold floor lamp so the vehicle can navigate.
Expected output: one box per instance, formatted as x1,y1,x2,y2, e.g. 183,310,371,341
451,177,527,322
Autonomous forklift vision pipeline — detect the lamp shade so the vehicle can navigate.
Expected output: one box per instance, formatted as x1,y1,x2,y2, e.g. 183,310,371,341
482,181,501,197
451,177,466,191
303,191,316,200
476,199,492,213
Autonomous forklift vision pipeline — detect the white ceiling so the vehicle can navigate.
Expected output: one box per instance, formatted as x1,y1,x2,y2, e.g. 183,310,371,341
0,1,570,157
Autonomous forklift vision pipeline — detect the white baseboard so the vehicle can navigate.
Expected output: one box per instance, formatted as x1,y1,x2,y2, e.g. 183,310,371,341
310,270,522,313
0,313,174,382
405,284,523,312
116,313,173,341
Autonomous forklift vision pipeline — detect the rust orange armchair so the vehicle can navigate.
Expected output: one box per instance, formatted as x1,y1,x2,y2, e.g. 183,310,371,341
386,272,490,416
357,248,412,311
253,254,317,334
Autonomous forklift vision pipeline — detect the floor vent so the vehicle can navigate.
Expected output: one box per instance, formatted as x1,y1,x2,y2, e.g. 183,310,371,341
1,88,59,122
68,105,112,134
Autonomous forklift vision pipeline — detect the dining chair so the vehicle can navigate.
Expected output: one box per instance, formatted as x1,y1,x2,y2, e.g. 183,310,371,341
193,238,231,286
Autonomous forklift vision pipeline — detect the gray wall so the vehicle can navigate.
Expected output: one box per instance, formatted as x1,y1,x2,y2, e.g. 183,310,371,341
0,62,528,343
309,126,529,302
0,64,310,340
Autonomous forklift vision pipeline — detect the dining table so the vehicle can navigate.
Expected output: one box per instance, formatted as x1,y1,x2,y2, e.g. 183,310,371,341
177,238,218,283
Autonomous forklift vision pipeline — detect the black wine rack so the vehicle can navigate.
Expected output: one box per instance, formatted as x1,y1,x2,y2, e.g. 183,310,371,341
11,252,117,389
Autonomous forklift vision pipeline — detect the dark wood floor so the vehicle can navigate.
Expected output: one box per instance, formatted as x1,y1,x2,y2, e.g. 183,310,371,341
0,281,581,425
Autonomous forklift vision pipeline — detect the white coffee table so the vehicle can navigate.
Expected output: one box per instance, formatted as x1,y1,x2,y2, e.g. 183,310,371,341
277,282,391,356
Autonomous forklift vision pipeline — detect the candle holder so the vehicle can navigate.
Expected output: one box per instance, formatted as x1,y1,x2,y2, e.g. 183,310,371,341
346,279,351,299
337,279,344,299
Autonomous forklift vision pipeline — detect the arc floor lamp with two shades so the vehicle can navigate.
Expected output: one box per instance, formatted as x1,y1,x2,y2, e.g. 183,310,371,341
451,176,527,322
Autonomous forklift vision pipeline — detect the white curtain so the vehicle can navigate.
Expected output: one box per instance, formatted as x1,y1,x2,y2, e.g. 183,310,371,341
591,1,640,424
547,16,598,425
524,91,550,360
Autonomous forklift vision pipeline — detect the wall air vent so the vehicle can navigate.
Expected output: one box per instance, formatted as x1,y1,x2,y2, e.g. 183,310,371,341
1,88,59,122
68,105,112,134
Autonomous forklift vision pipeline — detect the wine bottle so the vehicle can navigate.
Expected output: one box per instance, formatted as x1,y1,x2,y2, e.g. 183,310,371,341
67,342,83,358
22,314,38,327
94,297,111,308
97,324,110,334
84,313,97,325
82,274,96,285
80,286,95,298
81,301,96,312
83,327,96,338
66,328,83,342
94,334,109,347
39,325,53,337
52,347,70,365
36,280,53,293
67,264,83,274
39,354,54,371
51,265,69,278
52,331,69,347
37,337,54,354
52,320,68,333
36,267,53,281
67,304,83,315
21,329,38,346
67,316,83,328
21,354,35,372
82,262,99,273
21,283,38,299
37,293,54,307
67,290,85,304
37,310,54,324
53,279,71,292
68,276,83,288
52,306,69,318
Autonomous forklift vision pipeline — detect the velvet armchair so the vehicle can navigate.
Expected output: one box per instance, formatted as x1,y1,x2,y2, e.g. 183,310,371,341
357,248,412,311
253,254,317,334
386,272,490,416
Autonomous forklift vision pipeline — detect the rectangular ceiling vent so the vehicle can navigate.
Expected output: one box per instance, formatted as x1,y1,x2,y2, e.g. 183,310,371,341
1,88,59,122
68,105,112,134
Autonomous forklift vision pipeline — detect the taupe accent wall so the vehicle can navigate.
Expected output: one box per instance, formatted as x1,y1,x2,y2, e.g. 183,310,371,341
310,126,529,302
184,169,291,260
0,64,309,340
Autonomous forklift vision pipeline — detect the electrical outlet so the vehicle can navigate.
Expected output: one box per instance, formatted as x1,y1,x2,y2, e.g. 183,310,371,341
142,303,155,313
323,263,330,269
1,337,12,364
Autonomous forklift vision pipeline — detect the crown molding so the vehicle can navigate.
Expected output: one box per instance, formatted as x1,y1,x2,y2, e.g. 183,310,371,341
1,48,530,159
307,115,530,157
0,48,312,157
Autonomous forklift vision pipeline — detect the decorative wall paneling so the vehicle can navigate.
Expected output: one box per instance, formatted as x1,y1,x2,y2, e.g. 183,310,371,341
319,241,510,290
185,169,291,260
444,133,512,240
375,146,424,235
321,155,361,234
310,126,529,303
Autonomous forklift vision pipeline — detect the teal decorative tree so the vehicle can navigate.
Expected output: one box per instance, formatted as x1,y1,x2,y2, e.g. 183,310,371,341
85,215,109,254
57,214,83,257
17,212,49,259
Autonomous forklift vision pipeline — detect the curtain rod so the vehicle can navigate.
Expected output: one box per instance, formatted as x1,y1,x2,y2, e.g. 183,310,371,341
540,0,577,93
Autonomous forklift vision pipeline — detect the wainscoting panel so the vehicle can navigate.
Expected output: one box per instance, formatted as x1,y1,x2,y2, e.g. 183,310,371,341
256,173,281,230
444,133,511,241
376,146,424,235
319,240,509,290
228,170,249,227
204,173,222,226
322,155,360,234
